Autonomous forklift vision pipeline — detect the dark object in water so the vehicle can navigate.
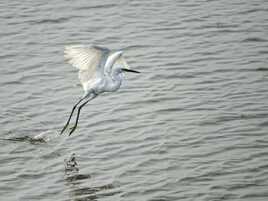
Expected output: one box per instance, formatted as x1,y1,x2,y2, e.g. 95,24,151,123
256,67,268,71
65,153,79,172
0,136,46,144
64,153,91,183
65,173,91,182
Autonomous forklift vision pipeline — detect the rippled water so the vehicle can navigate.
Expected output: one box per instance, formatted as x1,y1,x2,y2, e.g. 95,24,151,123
1,0,268,200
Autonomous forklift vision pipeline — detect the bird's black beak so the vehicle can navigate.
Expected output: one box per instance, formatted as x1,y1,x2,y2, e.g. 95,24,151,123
122,68,140,73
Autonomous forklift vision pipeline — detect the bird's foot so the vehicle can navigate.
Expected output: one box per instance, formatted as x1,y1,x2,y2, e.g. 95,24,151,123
60,124,69,135
68,126,77,136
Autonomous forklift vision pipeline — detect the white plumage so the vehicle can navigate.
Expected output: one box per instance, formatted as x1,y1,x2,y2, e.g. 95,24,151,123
64,45,130,93
61,45,140,136
64,45,102,70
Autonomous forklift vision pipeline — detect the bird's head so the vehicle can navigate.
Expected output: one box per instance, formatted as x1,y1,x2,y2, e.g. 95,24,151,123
113,51,140,74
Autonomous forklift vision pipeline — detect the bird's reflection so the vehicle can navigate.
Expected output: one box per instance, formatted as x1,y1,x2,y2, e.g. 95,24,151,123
64,153,120,201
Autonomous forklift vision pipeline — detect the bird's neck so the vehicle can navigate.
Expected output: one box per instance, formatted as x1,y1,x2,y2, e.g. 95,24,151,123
108,69,122,91
112,69,122,82
104,52,120,74
104,52,123,91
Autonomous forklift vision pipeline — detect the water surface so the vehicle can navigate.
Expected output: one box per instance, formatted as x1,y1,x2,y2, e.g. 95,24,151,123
0,0,268,200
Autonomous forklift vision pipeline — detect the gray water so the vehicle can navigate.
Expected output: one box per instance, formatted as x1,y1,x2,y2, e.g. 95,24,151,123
1,0,268,200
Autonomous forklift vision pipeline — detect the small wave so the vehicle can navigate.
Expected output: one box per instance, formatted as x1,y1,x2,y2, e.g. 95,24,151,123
29,17,69,25
242,37,267,43
76,3,117,10
0,129,57,144
256,67,268,71
0,136,46,144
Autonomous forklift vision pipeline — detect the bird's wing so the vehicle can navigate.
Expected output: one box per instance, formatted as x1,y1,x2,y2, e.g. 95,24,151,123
65,45,110,90
64,45,103,71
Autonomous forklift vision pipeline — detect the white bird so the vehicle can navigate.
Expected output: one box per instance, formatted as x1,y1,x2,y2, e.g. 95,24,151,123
60,45,140,136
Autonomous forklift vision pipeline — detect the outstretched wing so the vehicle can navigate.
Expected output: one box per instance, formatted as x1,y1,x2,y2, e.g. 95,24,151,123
64,45,104,70
64,45,109,90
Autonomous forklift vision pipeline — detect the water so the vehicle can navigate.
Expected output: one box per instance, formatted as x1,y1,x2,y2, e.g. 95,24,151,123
0,0,268,200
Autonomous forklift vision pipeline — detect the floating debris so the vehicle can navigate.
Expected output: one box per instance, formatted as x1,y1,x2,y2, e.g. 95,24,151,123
64,153,79,173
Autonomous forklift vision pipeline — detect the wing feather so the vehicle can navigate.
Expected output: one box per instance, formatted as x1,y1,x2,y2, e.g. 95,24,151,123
64,45,109,90
64,45,102,71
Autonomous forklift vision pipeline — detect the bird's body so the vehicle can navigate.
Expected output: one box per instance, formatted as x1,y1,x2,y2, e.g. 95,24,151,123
61,45,140,135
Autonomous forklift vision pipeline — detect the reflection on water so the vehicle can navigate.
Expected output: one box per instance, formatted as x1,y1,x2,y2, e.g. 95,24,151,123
67,183,117,201
1,0,268,200
64,153,119,201
0,136,46,144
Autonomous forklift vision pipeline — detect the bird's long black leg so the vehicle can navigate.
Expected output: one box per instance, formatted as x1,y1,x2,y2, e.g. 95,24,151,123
68,94,97,136
60,97,86,135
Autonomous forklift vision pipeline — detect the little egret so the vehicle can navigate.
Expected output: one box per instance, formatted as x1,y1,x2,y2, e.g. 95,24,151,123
60,45,140,136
